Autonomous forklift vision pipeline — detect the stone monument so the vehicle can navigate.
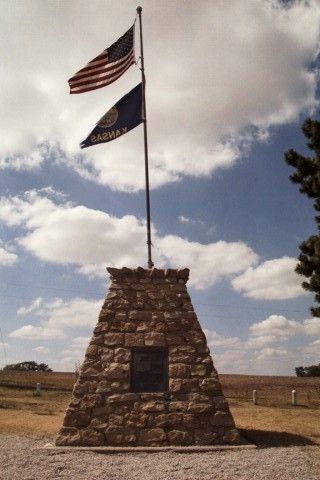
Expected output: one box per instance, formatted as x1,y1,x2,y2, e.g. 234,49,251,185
56,267,240,446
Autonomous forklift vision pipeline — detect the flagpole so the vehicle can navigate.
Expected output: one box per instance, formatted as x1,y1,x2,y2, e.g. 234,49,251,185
137,5,154,269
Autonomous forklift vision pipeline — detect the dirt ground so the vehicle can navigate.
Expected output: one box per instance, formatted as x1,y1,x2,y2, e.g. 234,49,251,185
1,377,319,480
0,386,319,446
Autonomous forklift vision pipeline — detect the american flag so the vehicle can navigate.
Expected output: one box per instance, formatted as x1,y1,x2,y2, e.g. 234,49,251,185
68,25,135,94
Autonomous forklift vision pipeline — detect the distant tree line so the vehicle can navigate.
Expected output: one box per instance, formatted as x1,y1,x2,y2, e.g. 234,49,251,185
295,363,320,377
3,361,52,372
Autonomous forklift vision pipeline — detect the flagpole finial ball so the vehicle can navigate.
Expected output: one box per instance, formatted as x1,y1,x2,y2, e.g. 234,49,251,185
136,6,142,13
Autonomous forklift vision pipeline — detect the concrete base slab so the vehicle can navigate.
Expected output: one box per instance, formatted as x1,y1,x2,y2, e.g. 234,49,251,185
39,443,256,454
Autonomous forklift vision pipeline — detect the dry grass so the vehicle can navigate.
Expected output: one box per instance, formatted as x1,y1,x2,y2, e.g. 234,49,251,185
229,399,320,445
0,386,70,436
0,371,76,390
220,374,320,408
0,372,319,445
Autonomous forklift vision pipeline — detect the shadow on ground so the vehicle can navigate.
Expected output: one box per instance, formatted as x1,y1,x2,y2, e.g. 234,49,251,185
239,428,316,447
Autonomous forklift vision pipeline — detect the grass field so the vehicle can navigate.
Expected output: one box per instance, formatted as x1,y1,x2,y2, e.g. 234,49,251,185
0,371,319,446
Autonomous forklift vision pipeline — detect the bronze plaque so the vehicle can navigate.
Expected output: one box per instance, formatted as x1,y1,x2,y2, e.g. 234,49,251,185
131,347,168,393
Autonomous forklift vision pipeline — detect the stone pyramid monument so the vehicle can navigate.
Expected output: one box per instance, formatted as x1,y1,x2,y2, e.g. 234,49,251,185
56,267,240,447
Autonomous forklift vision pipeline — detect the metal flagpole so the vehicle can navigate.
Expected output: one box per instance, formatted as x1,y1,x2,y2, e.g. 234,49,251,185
137,5,154,269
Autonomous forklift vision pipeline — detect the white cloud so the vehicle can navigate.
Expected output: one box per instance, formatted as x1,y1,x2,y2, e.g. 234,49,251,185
178,216,217,237
0,244,18,266
32,346,50,354
204,328,241,347
245,335,280,349
178,216,192,224
302,317,320,336
9,324,65,340
299,339,320,358
0,1,319,191
249,315,320,338
54,336,91,371
17,297,43,316
158,235,258,289
204,324,294,374
71,336,91,348
204,310,320,374
62,336,91,357
249,314,301,337
232,256,308,299
256,347,289,361
10,297,101,340
41,298,102,329
0,190,258,290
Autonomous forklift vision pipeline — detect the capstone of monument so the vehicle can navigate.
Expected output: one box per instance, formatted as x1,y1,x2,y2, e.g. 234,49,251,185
56,267,240,446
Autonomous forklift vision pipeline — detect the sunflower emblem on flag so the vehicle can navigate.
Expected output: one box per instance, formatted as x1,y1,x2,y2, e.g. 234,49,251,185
98,106,119,128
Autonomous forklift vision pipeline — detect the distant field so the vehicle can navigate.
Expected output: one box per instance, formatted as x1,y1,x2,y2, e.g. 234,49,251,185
1,371,319,407
0,371,319,445
0,371,76,390
220,373,320,407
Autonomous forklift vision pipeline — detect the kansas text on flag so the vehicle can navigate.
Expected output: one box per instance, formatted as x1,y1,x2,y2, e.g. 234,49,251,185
80,83,142,148
69,25,135,94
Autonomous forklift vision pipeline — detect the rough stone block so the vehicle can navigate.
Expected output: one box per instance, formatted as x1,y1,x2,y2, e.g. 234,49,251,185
194,430,218,445
187,392,212,403
169,363,190,378
81,429,105,446
222,428,241,444
140,401,166,413
184,330,206,344
124,333,145,347
169,378,183,393
104,362,129,380
182,414,197,428
152,413,182,428
214,396,230,410
109,381,130,392
191,364,207,377
101,349,114,363
170,345,195,354
105,426,136,444
108,414,124,426
90,334,105,345
210,412,235,427
182,379,199,392
150,268,165,278
104,333,124,346
63,409,91,429
80,394,103,409
167,429,193,445
99,309,114,322
106,393,140,403
144,332,166,346
199,378,221,392
85,344,100,357
129,311,152,321
187,402,213,414
126,412,148,428
55,428,81,446
139,428,166,444
114,347,131,363
166,334,184,345
89,418,108,431
168,401,188,412
136,322,149,332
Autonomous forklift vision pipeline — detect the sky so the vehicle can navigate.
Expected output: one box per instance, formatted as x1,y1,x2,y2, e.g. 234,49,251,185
0,0,320,376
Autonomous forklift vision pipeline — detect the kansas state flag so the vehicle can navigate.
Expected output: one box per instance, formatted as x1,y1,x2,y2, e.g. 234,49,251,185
80,83,142,149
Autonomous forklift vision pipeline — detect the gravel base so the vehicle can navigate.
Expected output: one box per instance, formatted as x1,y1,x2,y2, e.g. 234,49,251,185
0,435,319,480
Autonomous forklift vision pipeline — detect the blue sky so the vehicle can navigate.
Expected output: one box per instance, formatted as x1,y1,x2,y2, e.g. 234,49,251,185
0,0,320,375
